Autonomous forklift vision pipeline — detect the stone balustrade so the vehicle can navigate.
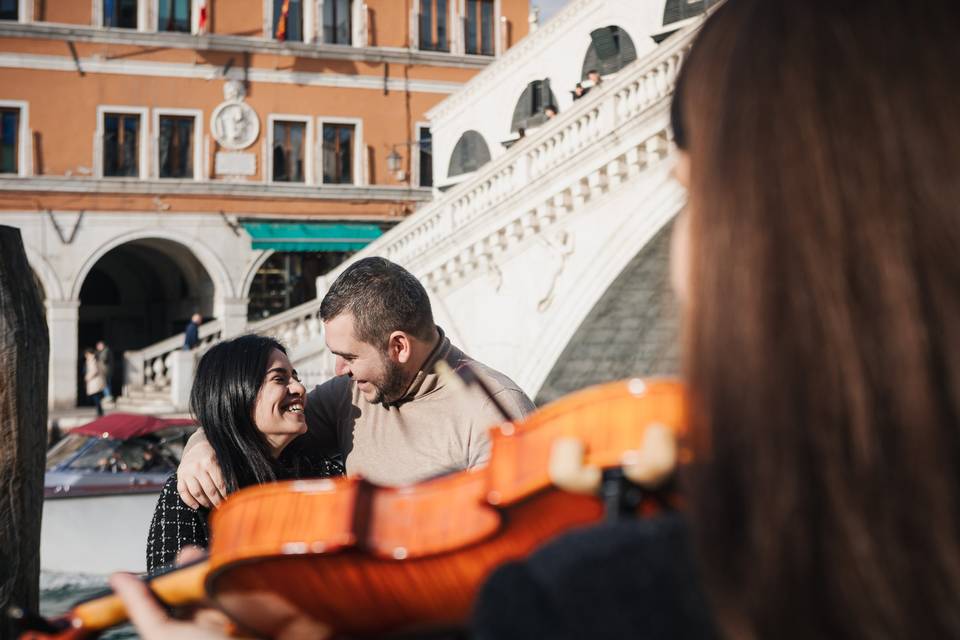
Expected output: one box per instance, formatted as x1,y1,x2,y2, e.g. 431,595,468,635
123,320,222,398
380,27,690,286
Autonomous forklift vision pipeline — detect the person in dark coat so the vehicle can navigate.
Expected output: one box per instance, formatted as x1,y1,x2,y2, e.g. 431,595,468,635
183,313,202,350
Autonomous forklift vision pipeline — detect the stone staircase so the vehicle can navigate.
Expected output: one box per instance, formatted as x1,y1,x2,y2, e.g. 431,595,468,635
113,387,178,415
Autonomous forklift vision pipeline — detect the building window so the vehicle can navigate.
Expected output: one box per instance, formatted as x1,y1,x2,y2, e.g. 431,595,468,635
103,112,141,177
581,26,637,79
248,252,352,320
510,79,558,132
465,0,494,56
0,107,19,174
272,120,306,183
0,0,17,21
104,0,139,28
662,0,718,26
447,130,490,178
418,126,433,188
158,0,191,32
419,0,448,52
323,0,351,44
322,123,355,184
274,0,303,42
158,115,194,178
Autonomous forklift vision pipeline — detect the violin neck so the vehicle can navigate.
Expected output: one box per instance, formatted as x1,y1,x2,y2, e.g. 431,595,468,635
72,559,209,632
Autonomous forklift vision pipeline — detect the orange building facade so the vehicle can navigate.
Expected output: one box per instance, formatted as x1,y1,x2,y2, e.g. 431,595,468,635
0,0,529,409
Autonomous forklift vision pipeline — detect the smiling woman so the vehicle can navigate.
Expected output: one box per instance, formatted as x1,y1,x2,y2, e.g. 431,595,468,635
145,335,344,574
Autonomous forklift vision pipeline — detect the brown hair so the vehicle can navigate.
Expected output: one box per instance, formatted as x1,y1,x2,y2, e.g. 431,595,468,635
679,1,960,637
319,257,435,348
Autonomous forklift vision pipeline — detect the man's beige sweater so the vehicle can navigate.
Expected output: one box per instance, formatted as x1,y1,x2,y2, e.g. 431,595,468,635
305,332,534,486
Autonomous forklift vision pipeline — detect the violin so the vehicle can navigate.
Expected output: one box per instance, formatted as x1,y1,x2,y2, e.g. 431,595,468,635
16,377,688,639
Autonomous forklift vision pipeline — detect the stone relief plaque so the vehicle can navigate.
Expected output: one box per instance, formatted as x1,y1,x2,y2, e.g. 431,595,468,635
215,152,257,176
210,80,260,151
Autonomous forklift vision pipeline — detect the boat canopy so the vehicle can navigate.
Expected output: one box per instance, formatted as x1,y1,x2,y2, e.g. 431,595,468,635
70,413,195,440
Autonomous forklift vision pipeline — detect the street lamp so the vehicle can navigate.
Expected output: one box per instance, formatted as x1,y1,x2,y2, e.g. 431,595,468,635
387,147,404,181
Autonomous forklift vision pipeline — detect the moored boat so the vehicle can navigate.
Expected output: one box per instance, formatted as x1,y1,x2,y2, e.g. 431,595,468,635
42,413,196,575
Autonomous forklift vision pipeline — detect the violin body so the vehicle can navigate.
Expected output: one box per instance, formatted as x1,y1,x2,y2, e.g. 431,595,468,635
18,378,686,639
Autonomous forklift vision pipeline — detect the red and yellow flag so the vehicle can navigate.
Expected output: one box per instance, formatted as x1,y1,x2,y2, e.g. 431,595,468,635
276,0,291,41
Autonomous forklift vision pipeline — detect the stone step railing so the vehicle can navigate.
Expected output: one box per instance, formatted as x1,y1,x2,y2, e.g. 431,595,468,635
122,319,222,398
131,20,698,401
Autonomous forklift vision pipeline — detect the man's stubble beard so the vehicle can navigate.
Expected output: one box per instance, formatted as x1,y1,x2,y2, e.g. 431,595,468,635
371,354,408,406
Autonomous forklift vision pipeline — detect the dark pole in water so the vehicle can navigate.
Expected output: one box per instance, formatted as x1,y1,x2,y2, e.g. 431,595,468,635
0,226,49,640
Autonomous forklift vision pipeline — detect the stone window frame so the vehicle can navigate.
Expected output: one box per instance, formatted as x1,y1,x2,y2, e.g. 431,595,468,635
92,0,211,33
0,99,30,177
95,105,150,179
152,108,204,180
320,0,352,45
411,0,504,55
267,114,314,185
262,0,316,42
463,0,496,56
1,0,33,23
413,121,433,189
93,0,150,31
510,78,558,132
446,129,491,178
317,115,364,186
580,25,637,80
150,0,203,34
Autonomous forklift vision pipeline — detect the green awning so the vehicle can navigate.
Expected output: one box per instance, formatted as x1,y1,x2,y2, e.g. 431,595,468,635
242,222,383,252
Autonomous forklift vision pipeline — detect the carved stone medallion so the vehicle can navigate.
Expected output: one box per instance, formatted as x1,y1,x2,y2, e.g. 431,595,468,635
210,80,260,150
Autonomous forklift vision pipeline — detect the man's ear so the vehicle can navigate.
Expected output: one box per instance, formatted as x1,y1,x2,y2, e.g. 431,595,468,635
387,331,413,364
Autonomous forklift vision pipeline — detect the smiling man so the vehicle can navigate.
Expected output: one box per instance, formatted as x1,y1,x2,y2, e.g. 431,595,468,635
176,257,534,506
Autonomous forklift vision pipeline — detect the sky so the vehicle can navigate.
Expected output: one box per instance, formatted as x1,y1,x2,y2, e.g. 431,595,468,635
533,0,573,23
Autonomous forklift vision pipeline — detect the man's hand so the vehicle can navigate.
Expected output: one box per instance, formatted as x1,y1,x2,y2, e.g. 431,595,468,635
177,429,226,509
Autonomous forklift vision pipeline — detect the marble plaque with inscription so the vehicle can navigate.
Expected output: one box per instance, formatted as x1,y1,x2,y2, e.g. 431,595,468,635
215,152,257,176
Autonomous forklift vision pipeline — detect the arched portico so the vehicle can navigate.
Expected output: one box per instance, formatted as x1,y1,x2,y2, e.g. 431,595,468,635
69,229,237,302
74,236,220,407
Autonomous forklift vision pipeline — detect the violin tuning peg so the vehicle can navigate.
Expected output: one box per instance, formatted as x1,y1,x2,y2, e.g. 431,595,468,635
621,422,677,488
549,436,602,495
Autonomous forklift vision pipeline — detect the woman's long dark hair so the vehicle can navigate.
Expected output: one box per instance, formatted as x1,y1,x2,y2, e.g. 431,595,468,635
678,1,960,638
189,334,287,493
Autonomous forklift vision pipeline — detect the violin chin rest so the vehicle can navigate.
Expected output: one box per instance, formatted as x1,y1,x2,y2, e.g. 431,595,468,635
548,437,603,495
621,423,677,488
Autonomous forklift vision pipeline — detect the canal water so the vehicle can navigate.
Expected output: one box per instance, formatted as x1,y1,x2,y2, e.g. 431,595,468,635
40,572,137,639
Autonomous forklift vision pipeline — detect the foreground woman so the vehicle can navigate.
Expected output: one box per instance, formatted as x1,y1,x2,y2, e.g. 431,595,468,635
146,335,343,573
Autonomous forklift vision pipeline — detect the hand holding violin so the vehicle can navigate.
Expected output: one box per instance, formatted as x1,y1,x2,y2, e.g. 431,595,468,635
110,547,239,640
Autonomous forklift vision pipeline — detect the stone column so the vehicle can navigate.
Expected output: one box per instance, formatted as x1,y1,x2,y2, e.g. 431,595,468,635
217,296,249,338
45,299,79,410
168,350,195,412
